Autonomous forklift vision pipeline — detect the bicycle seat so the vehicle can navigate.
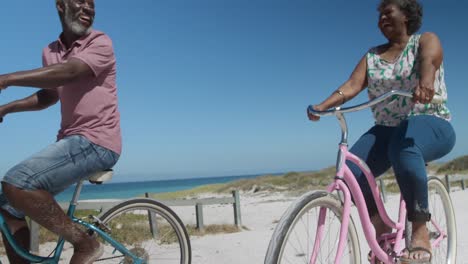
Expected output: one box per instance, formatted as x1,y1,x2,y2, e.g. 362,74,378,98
88,169,113,184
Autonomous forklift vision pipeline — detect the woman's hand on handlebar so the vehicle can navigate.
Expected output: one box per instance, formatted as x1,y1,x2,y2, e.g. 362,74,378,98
307,104,325,122
0,74,10,91
413,82,435,104
0,105,8,123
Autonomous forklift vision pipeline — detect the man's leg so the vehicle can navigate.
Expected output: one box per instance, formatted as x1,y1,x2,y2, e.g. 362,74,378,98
1,135,117,263
0,208,30,264
2,183,102,264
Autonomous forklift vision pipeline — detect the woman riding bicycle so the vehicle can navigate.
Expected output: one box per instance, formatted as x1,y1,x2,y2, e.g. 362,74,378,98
308,0,455,263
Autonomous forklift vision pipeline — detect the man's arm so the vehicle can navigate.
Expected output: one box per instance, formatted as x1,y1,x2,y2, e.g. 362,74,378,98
0,89,59,118
0,58,94,90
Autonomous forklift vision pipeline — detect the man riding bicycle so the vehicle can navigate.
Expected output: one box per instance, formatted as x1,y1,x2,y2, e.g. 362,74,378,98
0,0,121,263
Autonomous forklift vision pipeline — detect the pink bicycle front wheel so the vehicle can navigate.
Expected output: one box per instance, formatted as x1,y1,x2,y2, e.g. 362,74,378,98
265,191,361,264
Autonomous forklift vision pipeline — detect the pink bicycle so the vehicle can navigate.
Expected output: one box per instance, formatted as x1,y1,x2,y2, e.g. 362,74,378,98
265,90,456,264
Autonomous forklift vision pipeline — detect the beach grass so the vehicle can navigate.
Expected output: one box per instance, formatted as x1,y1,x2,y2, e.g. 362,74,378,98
187,224,242,236
146,167,339,200
146,158,468,200
11,209,243,249
141,155,468,200
146,183,227,200
143,164,457,199
39,222,240,247
436,155,468,174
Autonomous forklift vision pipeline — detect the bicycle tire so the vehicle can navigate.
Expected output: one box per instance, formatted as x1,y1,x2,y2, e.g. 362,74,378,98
265,191,361,264
405,176,456,264
97,198,191,264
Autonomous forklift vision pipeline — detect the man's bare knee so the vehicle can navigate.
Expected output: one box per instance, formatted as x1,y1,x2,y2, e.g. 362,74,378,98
2,181,19,193
1,182,23,206
0,208,28,233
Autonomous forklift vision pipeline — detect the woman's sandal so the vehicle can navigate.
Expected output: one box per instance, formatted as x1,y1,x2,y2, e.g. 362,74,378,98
399,247,432,264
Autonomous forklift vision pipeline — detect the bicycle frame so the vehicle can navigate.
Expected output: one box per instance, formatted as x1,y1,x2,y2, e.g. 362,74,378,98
323,144,407,264
308,90,447,264
0,180,146,264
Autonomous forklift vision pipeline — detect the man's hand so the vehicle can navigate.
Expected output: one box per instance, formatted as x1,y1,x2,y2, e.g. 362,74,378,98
413,80,435,104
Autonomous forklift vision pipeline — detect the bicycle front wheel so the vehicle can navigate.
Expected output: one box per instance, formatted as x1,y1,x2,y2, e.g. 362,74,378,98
265,191,361,264
405,176,457,264
97,198,191,264
426,177,456,264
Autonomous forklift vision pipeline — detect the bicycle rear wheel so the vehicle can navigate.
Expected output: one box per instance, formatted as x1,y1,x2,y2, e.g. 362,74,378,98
407,177,457,264
265,191,361,264
97,198,191,264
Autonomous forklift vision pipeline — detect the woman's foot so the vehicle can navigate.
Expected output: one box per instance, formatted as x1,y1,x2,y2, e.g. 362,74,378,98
400,221,432,263
368,214,392,263
371,214,392,240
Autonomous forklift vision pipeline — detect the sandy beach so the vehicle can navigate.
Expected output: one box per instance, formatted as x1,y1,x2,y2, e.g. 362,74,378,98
1,187,467,263
183,189,468,264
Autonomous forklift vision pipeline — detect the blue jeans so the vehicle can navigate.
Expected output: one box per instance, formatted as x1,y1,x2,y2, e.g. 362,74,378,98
0,135,119,218
347,115,456,221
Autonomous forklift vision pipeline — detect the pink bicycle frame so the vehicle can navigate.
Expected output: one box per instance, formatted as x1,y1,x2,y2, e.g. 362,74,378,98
309,143,406,264
340,144,406,264
307,90,447,264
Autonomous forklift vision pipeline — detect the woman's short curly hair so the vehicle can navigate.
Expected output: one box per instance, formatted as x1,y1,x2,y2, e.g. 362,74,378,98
378,0,423,35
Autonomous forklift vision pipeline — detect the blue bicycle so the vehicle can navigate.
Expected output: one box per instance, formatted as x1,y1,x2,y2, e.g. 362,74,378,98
0,170,191,263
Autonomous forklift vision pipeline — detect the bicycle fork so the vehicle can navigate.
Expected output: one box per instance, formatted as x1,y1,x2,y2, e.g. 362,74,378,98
309,179,351,264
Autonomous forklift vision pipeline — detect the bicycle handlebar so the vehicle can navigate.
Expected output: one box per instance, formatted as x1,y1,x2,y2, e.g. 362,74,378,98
307,90,444,117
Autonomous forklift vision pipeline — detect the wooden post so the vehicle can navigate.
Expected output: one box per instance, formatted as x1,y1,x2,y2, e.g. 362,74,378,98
29,220,40,254
232,190,242,227
445,175,451,192
145,193,158,238
196,203,204,230
379,178,387,203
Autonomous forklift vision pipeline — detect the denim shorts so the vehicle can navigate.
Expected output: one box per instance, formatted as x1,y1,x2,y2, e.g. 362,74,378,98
0,135,119,218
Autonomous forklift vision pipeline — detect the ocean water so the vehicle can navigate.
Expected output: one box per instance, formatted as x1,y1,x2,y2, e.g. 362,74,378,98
54,174,268,202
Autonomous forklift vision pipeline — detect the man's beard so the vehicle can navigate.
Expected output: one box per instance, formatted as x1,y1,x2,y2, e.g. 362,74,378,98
63,4,92,36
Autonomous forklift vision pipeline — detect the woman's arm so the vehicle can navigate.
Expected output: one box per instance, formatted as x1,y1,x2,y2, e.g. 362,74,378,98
309,54,368,121
414,32,443,104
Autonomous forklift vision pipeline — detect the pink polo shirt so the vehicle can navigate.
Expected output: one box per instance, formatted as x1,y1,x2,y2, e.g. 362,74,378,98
42,30,122,154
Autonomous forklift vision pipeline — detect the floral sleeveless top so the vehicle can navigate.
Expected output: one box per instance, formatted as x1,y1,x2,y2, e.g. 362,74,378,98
366,34,451,127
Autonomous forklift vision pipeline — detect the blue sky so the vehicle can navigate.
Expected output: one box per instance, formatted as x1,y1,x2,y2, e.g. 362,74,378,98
0,1,466,182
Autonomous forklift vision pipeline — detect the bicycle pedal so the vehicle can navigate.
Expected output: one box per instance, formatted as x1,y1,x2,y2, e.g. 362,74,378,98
88,215,111,232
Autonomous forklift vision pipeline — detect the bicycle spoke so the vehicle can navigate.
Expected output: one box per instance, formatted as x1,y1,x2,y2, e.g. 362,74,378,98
267,193,358,264
421,178,456,264
96,200,190,264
